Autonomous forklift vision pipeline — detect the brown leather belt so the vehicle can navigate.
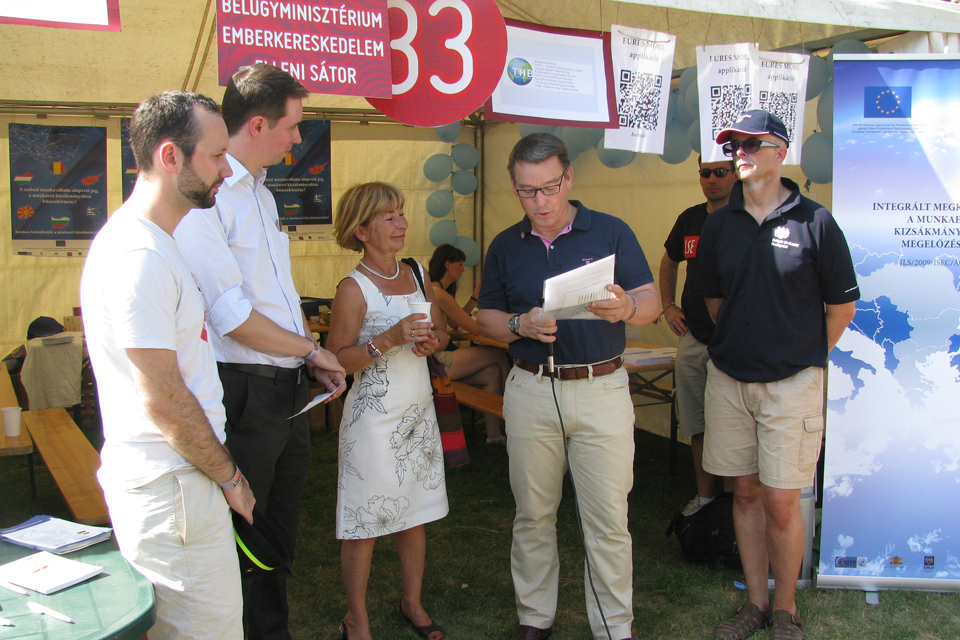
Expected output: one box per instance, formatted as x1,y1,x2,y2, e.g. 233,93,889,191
514,356,623,381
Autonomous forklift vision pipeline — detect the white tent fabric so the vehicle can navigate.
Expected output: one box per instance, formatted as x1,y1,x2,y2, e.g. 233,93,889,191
622,0,960,32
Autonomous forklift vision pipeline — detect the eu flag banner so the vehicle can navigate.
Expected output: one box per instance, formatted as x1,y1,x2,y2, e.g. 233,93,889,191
822,54,960,593
863,86,912,118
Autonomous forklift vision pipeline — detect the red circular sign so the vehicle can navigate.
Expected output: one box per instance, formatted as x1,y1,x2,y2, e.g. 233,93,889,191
367,0,507,127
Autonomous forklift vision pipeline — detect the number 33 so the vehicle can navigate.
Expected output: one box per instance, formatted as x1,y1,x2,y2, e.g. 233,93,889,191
389,0,474,96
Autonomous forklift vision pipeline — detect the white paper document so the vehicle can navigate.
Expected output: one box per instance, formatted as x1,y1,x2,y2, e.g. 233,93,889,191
0,516,112,555
0,551,102,594
541,255,616,321
288,382,346,419
622,347,677,367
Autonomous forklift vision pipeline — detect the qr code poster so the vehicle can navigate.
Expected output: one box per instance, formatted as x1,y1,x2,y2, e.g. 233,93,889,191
697,43,759,163
605,25,676,153
756,50,809,165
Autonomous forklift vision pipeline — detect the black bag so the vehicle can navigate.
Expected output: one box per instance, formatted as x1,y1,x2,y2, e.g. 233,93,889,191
665,493,741,568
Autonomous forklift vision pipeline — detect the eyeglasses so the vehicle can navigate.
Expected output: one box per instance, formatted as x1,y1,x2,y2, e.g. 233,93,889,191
698,168,732,178
722,138,782,157
516,173,564,198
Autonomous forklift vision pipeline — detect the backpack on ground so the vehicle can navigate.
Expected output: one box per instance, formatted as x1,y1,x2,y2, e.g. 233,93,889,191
665,492,741,568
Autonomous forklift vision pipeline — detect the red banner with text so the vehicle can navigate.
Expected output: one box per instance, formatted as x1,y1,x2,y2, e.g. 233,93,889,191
217,0,392,97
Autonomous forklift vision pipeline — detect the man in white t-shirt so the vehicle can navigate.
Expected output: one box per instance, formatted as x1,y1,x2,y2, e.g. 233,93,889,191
80,91,254,640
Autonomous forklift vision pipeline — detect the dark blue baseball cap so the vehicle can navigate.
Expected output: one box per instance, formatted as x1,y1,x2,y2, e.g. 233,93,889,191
715,109,790,147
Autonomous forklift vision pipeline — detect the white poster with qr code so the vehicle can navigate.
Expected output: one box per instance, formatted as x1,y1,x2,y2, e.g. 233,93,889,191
755,50,809,165
605,25,675,153
697,43,759,163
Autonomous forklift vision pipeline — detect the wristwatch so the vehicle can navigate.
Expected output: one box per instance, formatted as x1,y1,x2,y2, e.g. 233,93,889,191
508,313,522,337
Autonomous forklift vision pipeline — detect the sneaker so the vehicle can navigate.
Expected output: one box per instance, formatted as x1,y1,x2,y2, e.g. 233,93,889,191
486,436,506,445
681,496,704,517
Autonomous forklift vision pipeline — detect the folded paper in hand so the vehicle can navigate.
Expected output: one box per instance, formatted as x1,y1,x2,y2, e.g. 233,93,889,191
540,254,616,321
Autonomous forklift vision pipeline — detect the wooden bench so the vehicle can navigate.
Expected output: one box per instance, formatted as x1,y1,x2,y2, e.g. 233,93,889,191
22,407,109,525
451,382,504,434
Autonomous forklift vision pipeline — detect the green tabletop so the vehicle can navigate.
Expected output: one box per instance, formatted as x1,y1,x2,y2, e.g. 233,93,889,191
0,538,155,639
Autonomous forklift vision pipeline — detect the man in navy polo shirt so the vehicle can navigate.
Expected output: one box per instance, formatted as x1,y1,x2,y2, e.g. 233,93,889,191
477,133,659,640
697,110,859,640
659,155,737,518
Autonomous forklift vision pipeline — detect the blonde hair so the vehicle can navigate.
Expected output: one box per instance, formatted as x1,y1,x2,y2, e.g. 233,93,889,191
334,182,406,252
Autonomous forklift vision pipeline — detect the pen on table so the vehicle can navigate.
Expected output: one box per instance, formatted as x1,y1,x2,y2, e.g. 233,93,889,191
0,580,27,595
27,601,75,624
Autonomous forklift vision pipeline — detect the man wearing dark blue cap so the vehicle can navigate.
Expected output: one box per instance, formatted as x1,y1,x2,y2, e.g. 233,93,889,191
696,110,859,640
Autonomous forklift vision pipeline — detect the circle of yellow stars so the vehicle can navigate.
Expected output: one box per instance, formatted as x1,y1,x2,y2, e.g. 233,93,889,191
875,88,903,115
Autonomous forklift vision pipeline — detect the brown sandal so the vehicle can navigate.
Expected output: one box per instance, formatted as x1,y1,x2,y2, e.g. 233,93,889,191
713,603,770,640
769,610,804,640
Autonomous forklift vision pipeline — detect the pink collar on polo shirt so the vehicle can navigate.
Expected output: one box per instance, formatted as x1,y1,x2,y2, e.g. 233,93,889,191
522,221,574,250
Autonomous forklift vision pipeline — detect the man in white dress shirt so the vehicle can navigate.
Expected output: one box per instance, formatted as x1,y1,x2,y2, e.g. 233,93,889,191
175,64,345,640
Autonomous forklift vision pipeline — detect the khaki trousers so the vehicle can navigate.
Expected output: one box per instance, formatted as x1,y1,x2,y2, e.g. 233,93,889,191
504,365,635,640
105,468,243,640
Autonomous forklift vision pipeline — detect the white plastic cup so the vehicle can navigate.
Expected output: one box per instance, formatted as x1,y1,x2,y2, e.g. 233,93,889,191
409,302,432,322
2,407,22,438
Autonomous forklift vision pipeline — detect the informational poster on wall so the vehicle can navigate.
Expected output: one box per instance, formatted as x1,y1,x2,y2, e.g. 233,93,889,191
217,0,391,97
820,54,960,592
8,124,108,256
485,19,617,127
695,44,808,164
120,118,137,202
0,0,120,30
604,25,675,154
265,119,333,241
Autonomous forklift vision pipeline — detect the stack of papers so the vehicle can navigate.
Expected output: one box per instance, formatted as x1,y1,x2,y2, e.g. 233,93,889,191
0,516,112,555
622,347,677,367
0,551,102,594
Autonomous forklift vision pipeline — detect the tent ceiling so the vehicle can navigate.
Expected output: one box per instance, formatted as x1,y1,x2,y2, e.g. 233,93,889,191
620,0,960,33
0,0,957,113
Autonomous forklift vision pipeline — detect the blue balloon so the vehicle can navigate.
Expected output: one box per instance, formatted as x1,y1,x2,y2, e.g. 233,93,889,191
451,143,479,170
451,170,478,195
666,89,680,122
425,190,454,218
660,119,692,165
687,120,702,154
434,122,461,142
423,154,453,182
581,127,605,149
684,82,700,120
430,220,458,247
678,66,697,101
817,80,834,140
826,39,871,77
674,91,695,128
519,124,556,137
557,127,593,154
801,131,833,184
806,54,829,101
597,135,636,168
453,236,481,267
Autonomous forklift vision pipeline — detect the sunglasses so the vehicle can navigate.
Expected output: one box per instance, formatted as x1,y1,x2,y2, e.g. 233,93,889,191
721,138,782,157
698,168,732,178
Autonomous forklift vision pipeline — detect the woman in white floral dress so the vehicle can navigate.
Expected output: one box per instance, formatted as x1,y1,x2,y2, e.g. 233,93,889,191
327,182,449,640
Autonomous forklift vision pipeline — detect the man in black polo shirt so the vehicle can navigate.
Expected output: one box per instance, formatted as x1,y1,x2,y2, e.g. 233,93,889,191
697,110,858,640
659,155,737,518
477,133,659,640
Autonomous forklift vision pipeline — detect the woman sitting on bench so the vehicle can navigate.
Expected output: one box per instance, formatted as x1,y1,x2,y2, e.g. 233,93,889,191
428,244,510,444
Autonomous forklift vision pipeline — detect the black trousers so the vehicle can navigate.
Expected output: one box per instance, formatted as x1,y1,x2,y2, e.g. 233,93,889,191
219,364,311,640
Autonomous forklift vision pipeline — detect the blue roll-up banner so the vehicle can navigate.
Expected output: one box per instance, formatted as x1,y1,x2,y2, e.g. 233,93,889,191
9,123,107,256
120,118,137,203
821,54,960,592
264,119,333,241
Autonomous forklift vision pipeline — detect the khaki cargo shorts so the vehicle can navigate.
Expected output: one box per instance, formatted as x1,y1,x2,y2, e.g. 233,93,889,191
702,360,824,489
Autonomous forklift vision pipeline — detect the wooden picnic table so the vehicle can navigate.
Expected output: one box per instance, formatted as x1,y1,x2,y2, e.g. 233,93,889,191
0,366,35,497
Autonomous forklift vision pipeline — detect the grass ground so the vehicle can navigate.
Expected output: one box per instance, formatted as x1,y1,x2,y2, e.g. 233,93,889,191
1,412,957,639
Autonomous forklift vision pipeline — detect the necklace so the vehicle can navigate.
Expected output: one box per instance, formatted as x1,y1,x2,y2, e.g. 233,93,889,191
360,258,401,280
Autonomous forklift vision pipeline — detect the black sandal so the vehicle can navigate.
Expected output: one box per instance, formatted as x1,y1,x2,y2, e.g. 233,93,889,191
400,601,444,640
